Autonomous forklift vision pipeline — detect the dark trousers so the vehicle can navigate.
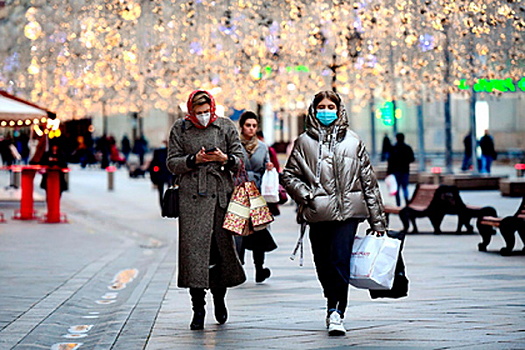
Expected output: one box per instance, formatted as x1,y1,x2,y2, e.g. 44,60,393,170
394,172,410,206
309,219,359,317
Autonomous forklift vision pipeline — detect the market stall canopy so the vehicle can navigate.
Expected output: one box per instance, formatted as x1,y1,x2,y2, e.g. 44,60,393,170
0,91,48,122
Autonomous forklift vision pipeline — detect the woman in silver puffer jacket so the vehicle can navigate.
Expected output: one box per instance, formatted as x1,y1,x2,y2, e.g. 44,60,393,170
282,90,387,337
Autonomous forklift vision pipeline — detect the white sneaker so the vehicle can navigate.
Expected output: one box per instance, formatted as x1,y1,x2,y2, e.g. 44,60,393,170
327,310,346,336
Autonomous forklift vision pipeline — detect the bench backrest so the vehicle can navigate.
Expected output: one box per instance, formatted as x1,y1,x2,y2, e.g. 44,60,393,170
515,197,525,219
408,184,439,211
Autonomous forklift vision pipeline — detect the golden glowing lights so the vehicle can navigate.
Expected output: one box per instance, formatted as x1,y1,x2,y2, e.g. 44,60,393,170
120,1,141,21
27,57,40,75
24,21,42,41
0,0,522,120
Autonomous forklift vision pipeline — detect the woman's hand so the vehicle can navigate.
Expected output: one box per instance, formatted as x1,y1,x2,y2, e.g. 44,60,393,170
196,147,228,164
266,162,275,171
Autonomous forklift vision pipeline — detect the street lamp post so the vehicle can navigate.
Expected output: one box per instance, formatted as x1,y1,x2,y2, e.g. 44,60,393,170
369,89,377,164
443,24,454,174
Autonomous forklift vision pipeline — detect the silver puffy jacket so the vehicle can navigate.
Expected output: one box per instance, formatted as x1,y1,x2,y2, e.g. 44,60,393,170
282,101,387,232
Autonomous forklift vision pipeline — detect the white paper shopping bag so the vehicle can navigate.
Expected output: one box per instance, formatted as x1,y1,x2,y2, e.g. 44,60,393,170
261,168,280,203
349,233,401,290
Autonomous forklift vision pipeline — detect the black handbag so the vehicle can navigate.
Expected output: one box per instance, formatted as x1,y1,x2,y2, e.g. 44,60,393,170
161,185,180,218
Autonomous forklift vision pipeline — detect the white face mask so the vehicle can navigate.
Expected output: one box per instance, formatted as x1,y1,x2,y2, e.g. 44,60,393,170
196,112,211,127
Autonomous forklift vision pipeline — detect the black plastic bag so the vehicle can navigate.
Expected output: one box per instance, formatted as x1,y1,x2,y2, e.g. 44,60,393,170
369,230,409,299
369,253,409,299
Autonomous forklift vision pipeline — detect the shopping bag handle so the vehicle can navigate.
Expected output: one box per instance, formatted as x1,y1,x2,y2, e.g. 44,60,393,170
366,228,387,237
233,159,249,186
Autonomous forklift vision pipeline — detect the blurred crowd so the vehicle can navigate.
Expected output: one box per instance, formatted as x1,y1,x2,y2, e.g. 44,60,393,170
0,131,150,172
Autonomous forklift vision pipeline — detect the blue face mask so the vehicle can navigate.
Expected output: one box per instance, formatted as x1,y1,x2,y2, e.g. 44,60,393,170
316,109,338,126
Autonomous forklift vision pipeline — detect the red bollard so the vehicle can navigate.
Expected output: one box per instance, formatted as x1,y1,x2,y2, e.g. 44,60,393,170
12,165,39,220
41,167,68,224
106,166,116,191
515,163,525,177
431,166,442,185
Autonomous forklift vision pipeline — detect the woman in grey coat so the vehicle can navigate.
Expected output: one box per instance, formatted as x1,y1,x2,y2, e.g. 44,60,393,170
282,90,387,336
235,111,278,283
167,90,246,330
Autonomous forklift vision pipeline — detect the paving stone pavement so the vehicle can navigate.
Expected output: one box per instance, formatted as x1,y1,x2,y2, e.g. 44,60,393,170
0,165,524,350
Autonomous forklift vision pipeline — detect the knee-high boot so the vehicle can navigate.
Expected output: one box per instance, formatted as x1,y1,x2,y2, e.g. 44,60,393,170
253,250,271,283
211,287,228,324
189,288,206,330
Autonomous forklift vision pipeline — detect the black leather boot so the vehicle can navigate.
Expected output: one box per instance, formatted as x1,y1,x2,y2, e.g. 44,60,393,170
255,265,271,283
211,287,228,325
189,288,206,330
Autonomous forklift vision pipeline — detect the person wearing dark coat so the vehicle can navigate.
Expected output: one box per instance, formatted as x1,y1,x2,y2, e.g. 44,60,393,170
121,135,131,162
381,133,392,162
479,129,496,174
235,111,278,284
166,90,246,331
387,133,415,206
461,132,473,172
39,144,68,195
148,141,174,208
132,134,148,166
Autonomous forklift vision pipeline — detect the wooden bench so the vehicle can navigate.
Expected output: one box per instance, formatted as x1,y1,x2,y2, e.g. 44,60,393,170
374,164,419,183
476,197,525,256
499,178,525,197
442,174,504,190
384,184,438,232
386,184,495,234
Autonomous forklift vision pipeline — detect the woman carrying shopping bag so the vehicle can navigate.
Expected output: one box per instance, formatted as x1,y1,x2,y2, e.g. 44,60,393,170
166,90,246,331
235,111,278,283
282,90,387,336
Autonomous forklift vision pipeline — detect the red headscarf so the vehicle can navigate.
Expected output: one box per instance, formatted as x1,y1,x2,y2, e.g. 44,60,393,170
185,90,218,129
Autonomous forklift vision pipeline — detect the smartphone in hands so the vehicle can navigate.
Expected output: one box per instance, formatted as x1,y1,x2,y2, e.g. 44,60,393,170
205,147,217,154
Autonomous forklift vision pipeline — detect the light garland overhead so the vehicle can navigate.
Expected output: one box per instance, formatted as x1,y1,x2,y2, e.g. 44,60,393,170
0,0,523,120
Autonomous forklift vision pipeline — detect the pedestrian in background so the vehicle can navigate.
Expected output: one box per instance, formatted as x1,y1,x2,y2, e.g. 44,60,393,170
40,143,68,196
461,132,473,172
387,133,415,206
148,140,174,209
108,135,126,167
282,90,387,336
380,133,392,162
121,134,132,163
133,134,148,166
236,111,277,283
257,130,280,172
95,135,110,169
479,129,496,174
0,134,15,166
257,130,283,216
166,90,246,331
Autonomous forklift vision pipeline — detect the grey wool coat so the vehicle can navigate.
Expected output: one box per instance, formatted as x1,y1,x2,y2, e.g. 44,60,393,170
166,117,246,289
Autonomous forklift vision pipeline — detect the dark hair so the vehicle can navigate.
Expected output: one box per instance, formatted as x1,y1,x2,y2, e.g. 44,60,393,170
312,90,341,110
239,111,259,127
396,133,405,143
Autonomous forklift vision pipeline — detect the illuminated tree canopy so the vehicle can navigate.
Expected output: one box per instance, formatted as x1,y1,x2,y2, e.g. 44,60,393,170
0,0,523,119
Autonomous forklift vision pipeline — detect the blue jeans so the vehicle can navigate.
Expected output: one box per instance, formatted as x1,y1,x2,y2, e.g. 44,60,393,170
394,172,410,206
480,155,493,174
461,154,472,171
